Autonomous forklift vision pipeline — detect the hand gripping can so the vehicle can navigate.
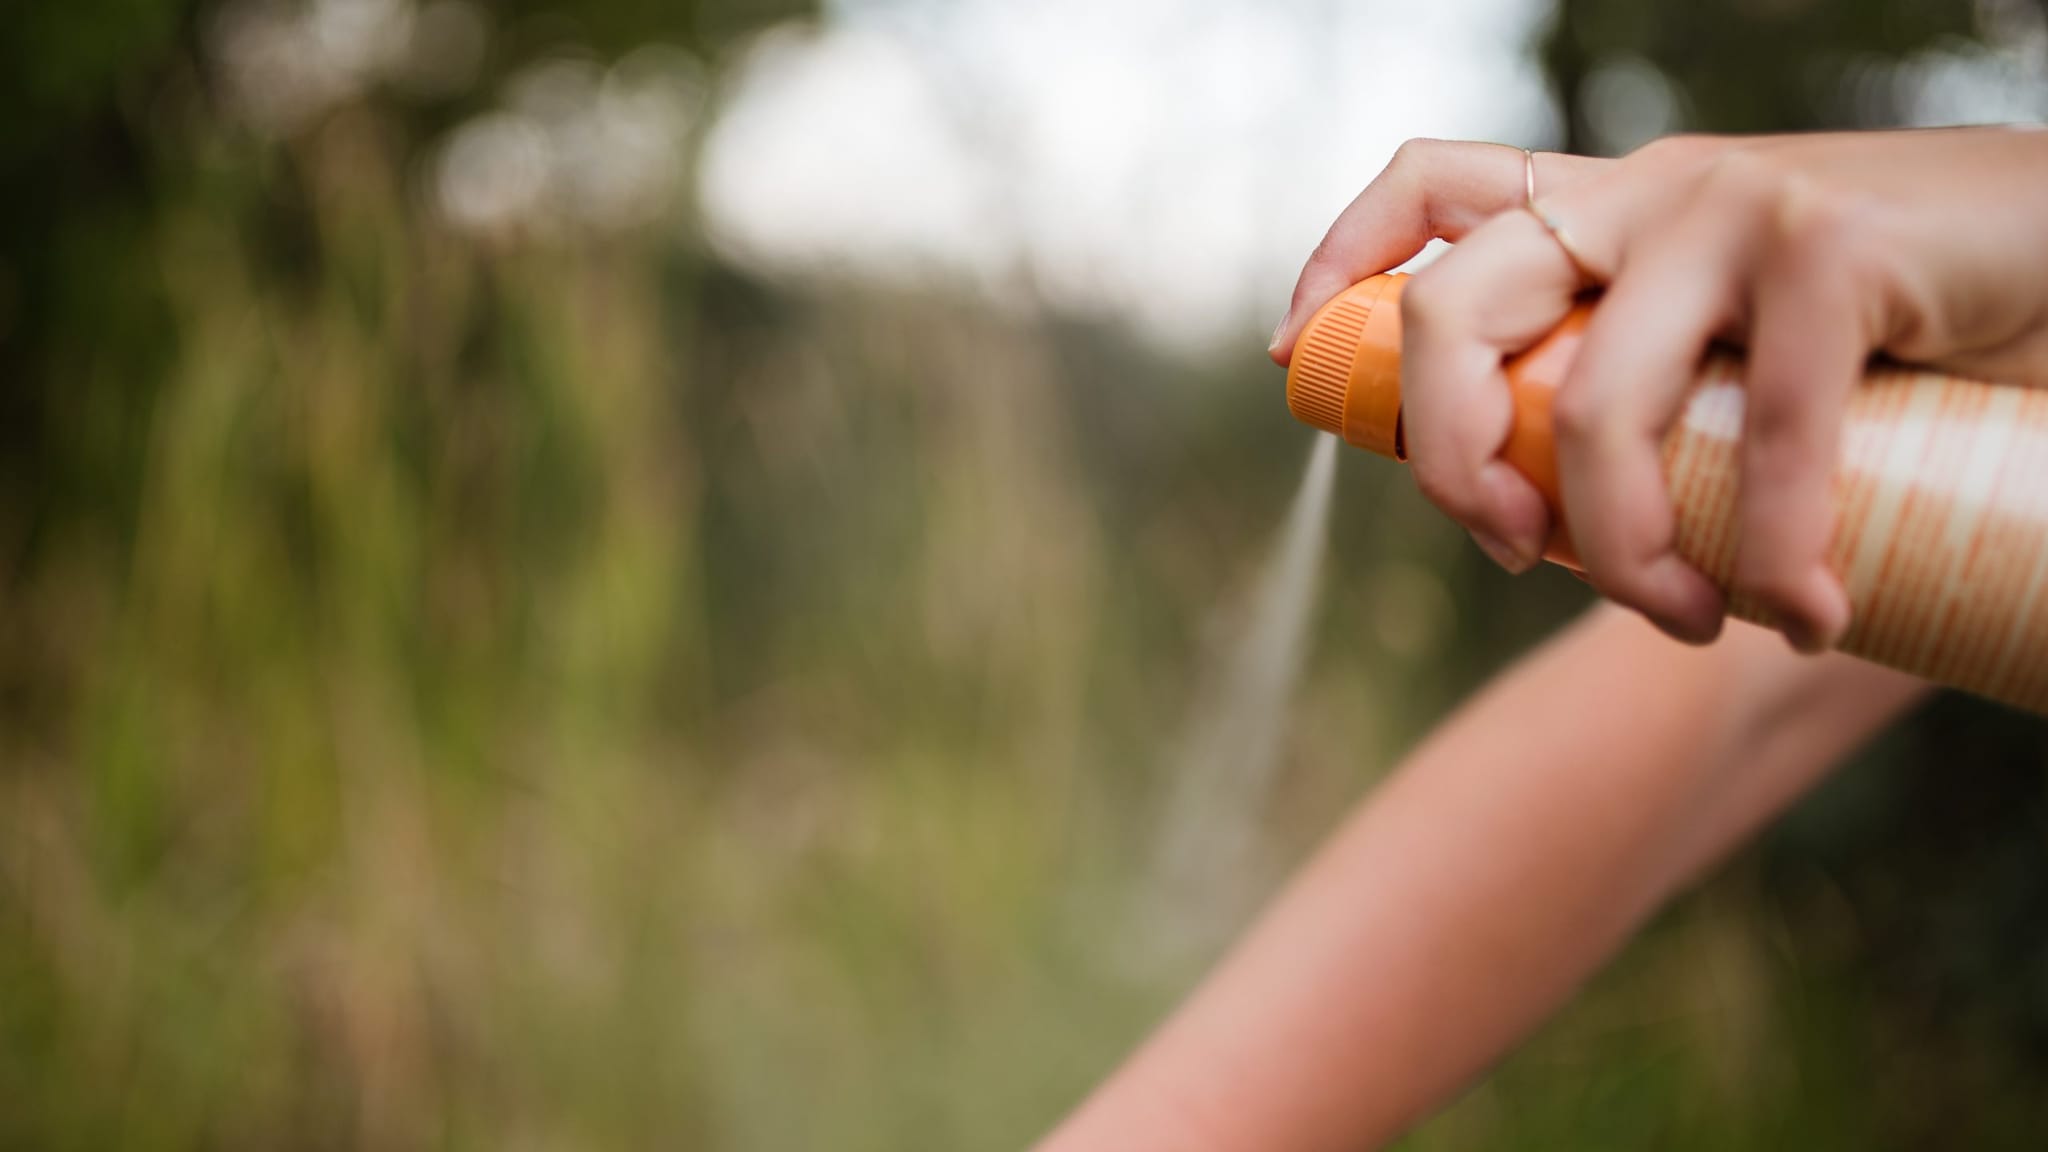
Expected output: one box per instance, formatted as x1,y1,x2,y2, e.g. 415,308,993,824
1288,273,2048,715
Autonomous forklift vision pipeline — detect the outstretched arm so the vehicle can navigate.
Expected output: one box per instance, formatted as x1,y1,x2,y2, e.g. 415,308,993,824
1037,605,1927,1152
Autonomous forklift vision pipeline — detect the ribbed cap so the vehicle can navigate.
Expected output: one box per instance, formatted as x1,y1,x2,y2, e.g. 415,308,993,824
1284,273,1408,459
1288,299,1364,434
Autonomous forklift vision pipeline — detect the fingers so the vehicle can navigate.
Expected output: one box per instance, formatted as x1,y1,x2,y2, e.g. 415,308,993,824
1292,132,1884,653
1734,199,1865,652
1557,149,1874,650
1551,192,1750,643
1270,141,1607,364
1398,210,1587,570
1390,141,1725,585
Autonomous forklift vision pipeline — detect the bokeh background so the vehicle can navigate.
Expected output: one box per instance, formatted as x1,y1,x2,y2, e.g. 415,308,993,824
6,0,2048,1147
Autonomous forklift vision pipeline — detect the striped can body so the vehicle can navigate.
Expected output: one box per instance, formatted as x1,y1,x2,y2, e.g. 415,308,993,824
1665,358,2048,713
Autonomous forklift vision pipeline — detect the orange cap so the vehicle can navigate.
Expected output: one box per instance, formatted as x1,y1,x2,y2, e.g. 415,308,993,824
1285,273,1408,459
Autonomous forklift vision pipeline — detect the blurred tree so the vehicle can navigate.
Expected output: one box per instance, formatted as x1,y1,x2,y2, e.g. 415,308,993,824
1545,0,1986,149
0,0,813,463
0,0,815,727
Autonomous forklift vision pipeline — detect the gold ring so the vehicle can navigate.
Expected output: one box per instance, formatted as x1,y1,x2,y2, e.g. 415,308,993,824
1531,203,1598,285
1522,147,1596,284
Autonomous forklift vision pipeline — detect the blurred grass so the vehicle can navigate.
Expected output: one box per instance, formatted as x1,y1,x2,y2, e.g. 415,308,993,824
0,82,1543,1148
6,2,2048,1149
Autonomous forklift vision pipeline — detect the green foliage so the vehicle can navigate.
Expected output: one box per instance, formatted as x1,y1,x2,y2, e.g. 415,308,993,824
1,0,190,115
1546,0,1992,145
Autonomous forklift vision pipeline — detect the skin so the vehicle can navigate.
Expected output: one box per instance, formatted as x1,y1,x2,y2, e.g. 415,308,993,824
1036,609,1927,1151
1272,129,2048,650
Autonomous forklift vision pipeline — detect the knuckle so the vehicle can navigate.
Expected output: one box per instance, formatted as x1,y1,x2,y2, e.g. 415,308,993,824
1550,385,1604,448
1631,132,1722,169
1769,185,1880,281
1387,137,1445,176
1398,272,1451,335
1775,184,1847,248
1700,147,1791,211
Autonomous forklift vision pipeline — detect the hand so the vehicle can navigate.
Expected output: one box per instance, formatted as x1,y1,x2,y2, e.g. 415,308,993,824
1271,129,2048,650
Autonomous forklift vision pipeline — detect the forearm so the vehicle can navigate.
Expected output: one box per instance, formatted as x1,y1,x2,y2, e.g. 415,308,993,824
1038,605,1927,1152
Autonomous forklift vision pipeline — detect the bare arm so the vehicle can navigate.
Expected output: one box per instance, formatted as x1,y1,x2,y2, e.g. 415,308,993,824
1037,605,1927,1152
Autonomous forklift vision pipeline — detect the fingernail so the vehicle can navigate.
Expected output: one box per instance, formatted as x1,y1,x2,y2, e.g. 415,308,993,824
1479,463,1546,570
1268,314,1290,354
1470,530,1534,575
